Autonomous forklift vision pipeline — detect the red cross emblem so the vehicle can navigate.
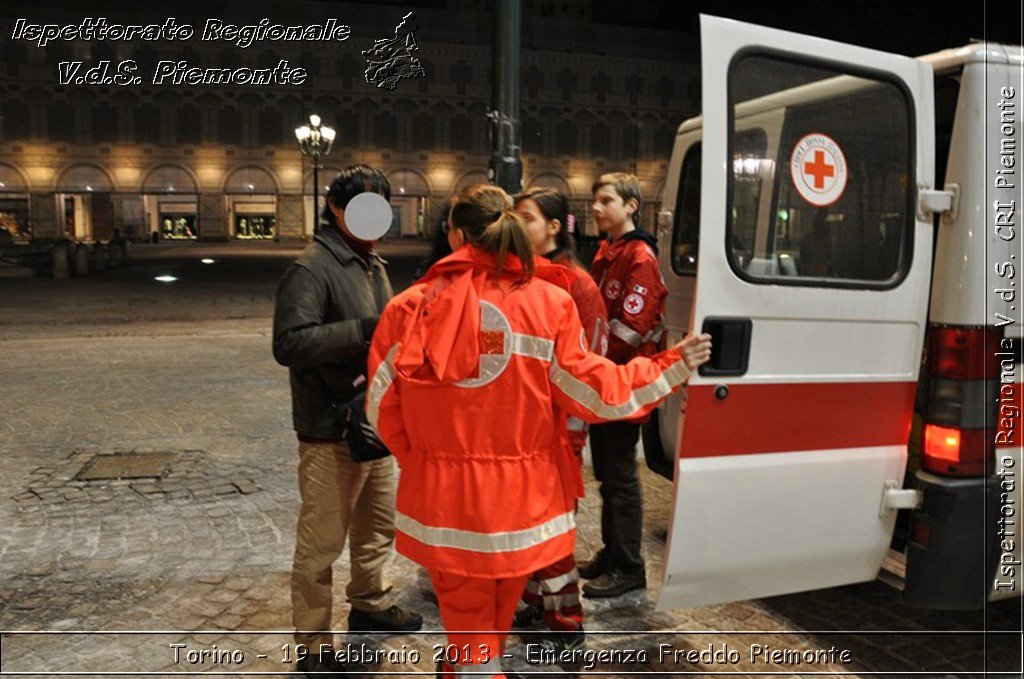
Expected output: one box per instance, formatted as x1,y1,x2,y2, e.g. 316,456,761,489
623,292,644,315
789,133,847,207
480,330,505,355
803,150,835,189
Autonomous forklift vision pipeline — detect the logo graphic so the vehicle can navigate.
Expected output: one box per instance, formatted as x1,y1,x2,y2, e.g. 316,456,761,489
604,279,622,300
623,293,644,315
457,301,511,389
363,12,426,91
789,133,848,207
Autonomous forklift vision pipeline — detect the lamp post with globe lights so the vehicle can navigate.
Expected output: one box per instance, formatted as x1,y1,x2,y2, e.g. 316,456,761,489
294,114,336,235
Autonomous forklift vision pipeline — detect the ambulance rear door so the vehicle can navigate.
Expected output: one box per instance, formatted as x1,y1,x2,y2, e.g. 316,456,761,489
659,16,936,609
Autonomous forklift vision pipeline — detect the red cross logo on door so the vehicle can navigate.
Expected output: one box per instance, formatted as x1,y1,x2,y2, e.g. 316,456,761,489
803,150,835,189
789,133,847,207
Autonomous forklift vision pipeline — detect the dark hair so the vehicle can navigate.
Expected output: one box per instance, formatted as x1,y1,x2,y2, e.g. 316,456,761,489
449,184,534,283
591,171,643,219
321,164,391,227
514,186,578,258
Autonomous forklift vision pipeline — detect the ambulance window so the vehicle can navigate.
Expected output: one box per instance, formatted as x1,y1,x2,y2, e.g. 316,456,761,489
672,130,766,276
934,74,961,187
671,143,701,275
728,53,913,287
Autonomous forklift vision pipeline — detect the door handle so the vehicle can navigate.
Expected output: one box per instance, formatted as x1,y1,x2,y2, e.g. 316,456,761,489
699,317,752,377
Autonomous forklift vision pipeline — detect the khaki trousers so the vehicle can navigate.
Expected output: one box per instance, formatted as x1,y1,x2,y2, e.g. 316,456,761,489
291,440,396,648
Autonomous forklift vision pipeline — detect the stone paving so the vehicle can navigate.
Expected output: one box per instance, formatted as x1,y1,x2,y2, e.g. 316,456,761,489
0,242,1020,677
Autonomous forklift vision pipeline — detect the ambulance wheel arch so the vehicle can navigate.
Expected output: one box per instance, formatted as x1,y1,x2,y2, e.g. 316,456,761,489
656,16,936,611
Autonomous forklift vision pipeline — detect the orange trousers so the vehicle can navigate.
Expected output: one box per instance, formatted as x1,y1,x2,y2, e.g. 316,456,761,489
430,570,529,676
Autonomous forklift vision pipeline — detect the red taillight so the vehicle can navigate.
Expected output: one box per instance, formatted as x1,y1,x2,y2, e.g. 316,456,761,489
910,519,931,548
928,326,1002,380
922,423,991,475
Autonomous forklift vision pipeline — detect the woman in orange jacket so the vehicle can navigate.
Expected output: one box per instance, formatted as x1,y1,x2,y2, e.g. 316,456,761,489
367,184,711,679
509,187,606,652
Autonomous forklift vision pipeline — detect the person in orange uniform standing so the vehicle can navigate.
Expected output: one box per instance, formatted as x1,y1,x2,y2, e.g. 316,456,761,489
581,172,669,598
510,187,607,653
366,184,711,678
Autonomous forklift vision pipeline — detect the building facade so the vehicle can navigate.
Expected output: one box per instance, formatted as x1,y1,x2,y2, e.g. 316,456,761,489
0,1,698,244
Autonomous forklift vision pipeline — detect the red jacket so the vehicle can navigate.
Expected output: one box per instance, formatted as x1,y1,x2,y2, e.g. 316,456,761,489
366,246,692,578
546,248,608,453
590,230,668,365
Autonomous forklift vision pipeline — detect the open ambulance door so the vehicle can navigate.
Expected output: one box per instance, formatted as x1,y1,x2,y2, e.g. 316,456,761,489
657,16,936,610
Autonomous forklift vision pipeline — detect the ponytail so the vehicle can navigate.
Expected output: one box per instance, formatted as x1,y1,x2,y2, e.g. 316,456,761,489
450,184,535,283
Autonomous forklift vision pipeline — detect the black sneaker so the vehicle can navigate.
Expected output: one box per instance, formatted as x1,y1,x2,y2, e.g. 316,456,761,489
296,648,377,678
511,603,545,629
527,630,586,664
348,605,424,634
577,550,610,579
581,567,646,599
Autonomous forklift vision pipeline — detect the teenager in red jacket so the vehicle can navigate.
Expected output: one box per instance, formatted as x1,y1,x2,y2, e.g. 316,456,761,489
367,184,710,679
582,172,669,599
509,187,608,653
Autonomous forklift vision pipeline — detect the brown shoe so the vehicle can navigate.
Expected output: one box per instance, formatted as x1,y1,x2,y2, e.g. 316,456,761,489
581,567,646,599
577,549,610,580
348,605,423,634
296,648,378,678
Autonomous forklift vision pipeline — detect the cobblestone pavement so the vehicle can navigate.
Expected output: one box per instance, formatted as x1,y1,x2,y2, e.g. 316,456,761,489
0,243,1020,677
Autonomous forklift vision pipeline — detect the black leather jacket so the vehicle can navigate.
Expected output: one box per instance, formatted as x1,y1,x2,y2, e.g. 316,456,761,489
272,227,393,440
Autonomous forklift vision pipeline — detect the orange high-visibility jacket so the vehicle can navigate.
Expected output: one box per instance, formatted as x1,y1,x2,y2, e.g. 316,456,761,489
545,248,609,455
367,246,691,578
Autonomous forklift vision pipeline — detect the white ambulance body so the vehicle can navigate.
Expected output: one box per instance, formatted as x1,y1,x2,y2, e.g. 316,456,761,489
651,16,1022,610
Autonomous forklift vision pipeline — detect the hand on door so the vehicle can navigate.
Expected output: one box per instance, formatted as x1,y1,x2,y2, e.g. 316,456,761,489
673,333,712,371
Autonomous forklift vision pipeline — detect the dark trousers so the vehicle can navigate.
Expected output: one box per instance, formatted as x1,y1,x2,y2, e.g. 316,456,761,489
589,420,644,571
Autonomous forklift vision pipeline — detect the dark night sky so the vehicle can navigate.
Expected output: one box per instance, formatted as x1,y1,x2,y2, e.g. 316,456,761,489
596,1,1021,57
338,0,1021,57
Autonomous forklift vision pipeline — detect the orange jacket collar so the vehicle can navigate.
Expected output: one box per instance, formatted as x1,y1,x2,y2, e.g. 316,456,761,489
395,246,571,386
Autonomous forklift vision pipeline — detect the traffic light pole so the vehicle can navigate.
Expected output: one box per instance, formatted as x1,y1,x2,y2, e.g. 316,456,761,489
489,0,522,195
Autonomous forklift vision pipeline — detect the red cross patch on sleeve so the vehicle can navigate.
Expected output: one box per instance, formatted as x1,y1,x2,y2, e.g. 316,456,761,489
623,293,644,315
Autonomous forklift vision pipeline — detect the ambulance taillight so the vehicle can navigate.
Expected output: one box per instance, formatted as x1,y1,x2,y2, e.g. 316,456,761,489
920,325,1000,477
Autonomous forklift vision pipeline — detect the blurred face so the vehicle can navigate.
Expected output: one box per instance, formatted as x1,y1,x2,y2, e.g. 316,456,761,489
514,199,559,254
328,200,358,242
591,184,636,235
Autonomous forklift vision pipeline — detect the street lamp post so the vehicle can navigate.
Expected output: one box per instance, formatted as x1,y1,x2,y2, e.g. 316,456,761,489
294,114,336,235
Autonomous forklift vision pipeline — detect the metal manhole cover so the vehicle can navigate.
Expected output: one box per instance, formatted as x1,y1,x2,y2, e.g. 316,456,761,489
77,452,177,481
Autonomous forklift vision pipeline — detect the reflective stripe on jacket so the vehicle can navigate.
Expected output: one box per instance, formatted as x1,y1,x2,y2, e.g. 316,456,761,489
367,246,689,578
546,248,608,455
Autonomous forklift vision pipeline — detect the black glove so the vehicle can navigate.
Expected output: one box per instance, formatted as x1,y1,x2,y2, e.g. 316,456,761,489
359,316,379,344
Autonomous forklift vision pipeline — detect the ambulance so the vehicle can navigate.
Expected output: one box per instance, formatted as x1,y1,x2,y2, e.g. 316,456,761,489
645,16,1023,610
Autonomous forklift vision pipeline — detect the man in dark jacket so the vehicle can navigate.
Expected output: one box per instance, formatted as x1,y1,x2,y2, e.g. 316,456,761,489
273,165,421,676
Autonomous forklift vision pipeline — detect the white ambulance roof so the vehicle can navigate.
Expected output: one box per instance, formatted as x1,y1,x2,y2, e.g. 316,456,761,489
677,42,1024,136
920,42,1023,74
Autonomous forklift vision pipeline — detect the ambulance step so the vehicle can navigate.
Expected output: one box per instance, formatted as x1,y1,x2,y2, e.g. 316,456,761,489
879,548,907,591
